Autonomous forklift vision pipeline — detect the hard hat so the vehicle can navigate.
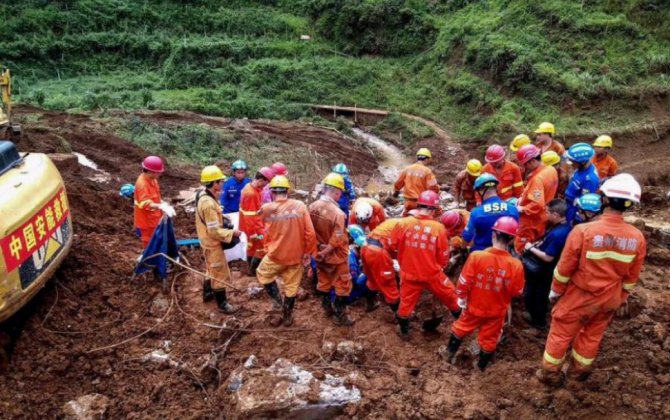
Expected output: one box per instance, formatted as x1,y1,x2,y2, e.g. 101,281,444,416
416,148,432,159
231,160,248,171
466,159,483,177
269,175,291,190
322,172,345,191
332,163,349,175
601,173,641,204
440,210,461,230
474,173,499,190
258,166,276,181
417,190,439,208
492,216,519,236
506,197,519,207
566,143,595,164
271,162,288,176
142,156,165,173
348,224,367,247
201,165,225,183
593,135,613,148
516,144,541,165
485,144,506,164
534,122,556,135
541,151,561,167
576,193,602,213
354,201,373,223
510,134,531,152
119,183,135,198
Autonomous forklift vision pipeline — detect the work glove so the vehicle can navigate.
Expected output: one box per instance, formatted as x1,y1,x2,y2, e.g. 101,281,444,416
457,298,467,309
548,290,561,304
159,201,176,218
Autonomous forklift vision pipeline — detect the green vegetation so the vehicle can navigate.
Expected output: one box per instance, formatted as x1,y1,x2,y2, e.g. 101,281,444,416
3,0,669,139
372,113,434,145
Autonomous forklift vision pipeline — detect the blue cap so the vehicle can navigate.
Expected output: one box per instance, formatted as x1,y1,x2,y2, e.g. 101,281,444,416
231,160,248,171
119,183,135,198
348,224,367,247
576,193,602,213
474,173,499,190
566,143,595,164
332,163,349,175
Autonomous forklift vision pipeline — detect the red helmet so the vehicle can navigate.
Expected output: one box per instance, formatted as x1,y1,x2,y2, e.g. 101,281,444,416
271,162,288,176
417,190,439,208
440,210,461,230
492,216,519,236
142,156,164,173
485,144,506,164
516,145,541,165
258,166,276,181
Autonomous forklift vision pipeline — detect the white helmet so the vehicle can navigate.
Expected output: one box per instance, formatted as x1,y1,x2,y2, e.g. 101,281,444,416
354,202,373,223
601,173,641,203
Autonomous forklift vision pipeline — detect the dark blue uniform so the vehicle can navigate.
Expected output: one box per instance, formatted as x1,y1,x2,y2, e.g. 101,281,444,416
220,177,251,213
462,196,519,251
337,176,356,224
565,164,599,223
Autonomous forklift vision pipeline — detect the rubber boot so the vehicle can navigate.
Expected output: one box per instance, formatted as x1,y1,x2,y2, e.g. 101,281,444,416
263,282,283,310
447,334,462,363
389,301,400,314
451,309,462,320
365,291,380,313
202,279,214,303
214,290,239,314
332,296,354,326
397,316,411,340
317,291,334,317
477,350,495,371
282,297,296,327
247,257,262,277
566,360,592,382
535,368,565,387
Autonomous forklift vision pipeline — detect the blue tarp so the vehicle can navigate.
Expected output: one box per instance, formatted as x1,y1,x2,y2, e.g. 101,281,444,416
134,217,179,280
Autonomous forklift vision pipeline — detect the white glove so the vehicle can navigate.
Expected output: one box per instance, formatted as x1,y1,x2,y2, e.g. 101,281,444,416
159,202,176,218
392,259,400,273
548,290,561,302
457,298,467,309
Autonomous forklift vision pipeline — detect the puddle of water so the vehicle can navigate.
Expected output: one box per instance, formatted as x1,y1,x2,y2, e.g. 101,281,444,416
73,152,112,183
351,128,411,193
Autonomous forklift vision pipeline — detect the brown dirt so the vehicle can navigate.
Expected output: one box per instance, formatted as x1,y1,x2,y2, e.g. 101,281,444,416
1,107,669,418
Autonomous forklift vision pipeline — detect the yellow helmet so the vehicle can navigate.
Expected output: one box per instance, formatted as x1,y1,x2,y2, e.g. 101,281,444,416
322,172,345,191
416,148,432,159
200,165,225,184
510,134,531,152
466,159,482,177
593,135,613,148
541,151,561,167
270,175,291,190
534,122,556,135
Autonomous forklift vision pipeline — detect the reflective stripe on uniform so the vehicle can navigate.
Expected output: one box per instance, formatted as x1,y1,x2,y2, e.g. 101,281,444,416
240,209,257,216
134,199,154,209
500,185,513,193
572,349,594,366
513,181,524,187
206,221,219,229
586,250,635,263
553,268,570,283
543,350,565,366
622,282,636,291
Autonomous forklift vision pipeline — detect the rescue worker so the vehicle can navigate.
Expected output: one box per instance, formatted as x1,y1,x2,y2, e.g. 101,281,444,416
515,145,559,253
446,216,525,371
482,144,524,200
359,219,402,314
509,134,531,178
389,190,461,339
256,175,317,327
349,197,386,231
393,148,440,216
134,156,175,248
541,151,567,198
195,166,241,314
332,163,356,223
564,143,600,224
440,209,470,252
309,173,354,326
462,174,519,252
537,174,646,386
574,193,602,225
453,159,482,210
534,122,568,192
592,135,618,181
262,163,286,204
239,166,276,276
221,160,251,214
348,225,381,312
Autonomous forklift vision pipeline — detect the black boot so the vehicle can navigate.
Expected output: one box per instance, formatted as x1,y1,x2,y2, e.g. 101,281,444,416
451,309,462,320
365,291,380,312
389,301,400,314
202,279,214,302
247,257,262,277
333,296,354,326
214,290,239,314
282,297,296,327
263,282,283,309
477,350,495,371
317,291,334,317
397,316,411,340
447,334,462,361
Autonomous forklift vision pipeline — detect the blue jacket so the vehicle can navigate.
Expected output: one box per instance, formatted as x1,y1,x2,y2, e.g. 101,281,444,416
565,164,600,223
337,176,356,218
220,177,251,213
462,196,519,252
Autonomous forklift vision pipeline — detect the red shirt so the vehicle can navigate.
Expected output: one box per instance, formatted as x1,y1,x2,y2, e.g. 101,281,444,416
134,173,162,230
389,214,449,280
482,161,524,200
239,183,264,237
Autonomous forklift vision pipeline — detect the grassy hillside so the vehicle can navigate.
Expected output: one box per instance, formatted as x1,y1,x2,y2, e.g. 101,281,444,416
3,0,669,139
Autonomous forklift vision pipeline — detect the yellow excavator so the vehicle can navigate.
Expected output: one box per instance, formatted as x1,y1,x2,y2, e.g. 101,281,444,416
0,69,73,366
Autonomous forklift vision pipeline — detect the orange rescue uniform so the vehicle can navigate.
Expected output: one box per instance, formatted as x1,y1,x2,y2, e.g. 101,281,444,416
361,219,401,304
453,170,478,211
239,183,265,259
593,154,618,180
309,196,352,296
515,164,558,253
349,197,387,231
482,161,524,200
394,162,439,216
452,247,524,352
543,213,646,374
134,173,162,247
389,214,459,318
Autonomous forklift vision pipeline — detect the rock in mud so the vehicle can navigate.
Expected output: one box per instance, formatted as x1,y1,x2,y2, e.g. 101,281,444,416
62,394,110,420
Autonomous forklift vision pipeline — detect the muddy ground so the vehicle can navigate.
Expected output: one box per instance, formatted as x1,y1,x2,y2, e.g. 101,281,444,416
1,107,669,418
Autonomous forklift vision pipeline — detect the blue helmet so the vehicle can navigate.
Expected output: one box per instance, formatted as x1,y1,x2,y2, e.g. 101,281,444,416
566,143,595,164
576,193,602,213
231,160,248,171
119,183,135,198
332,163,349,175
474,173,499,190
348,224,367,247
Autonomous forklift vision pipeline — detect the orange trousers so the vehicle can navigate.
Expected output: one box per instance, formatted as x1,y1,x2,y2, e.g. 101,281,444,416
397,273,459,318
514,215,546,253
316,261,352,297
361,245,399,304
139,227,156,248
451,310,505,353
247,236,266,259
